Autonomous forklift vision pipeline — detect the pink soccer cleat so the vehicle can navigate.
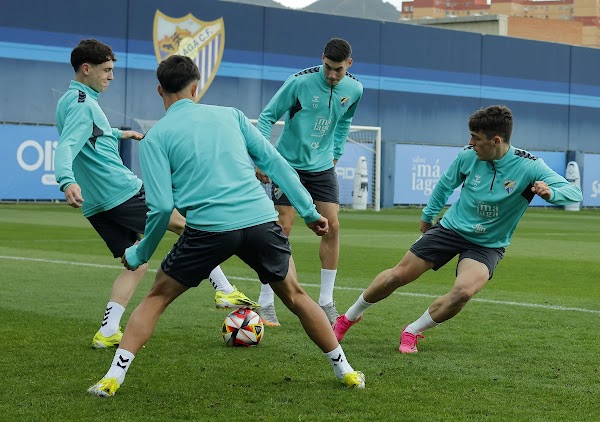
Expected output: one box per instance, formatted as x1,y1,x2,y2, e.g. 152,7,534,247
332,314,362,342
399,325,424,353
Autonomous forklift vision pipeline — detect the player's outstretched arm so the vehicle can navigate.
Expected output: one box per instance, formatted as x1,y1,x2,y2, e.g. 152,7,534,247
121,130,144,141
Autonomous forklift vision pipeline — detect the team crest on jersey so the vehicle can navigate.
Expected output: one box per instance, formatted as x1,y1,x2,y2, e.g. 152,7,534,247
504,180,516,194
340,96,350,107
153,10,225,102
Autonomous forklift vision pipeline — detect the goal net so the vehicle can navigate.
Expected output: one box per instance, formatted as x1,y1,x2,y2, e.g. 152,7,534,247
132,118,381,211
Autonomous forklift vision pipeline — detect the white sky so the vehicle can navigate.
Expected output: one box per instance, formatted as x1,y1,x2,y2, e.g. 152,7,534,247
274,0,404,11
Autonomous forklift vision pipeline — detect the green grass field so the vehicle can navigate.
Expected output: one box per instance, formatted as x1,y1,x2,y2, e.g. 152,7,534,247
1,204,599,421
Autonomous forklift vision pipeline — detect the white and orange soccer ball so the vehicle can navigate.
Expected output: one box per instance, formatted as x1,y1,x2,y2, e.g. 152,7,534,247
221,308,264,347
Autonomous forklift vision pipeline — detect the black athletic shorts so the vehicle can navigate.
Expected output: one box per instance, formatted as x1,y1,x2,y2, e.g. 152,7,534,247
87,188,148,258
409,224,505,280
271,167,339,205
161,221,291,288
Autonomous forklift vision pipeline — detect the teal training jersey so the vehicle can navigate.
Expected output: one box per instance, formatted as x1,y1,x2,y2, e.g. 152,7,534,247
125,99,321,269
422,145,583,248
257,65,363,172
54,80,142,217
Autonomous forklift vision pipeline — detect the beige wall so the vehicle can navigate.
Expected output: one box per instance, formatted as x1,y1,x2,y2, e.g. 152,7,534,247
507,16,583,45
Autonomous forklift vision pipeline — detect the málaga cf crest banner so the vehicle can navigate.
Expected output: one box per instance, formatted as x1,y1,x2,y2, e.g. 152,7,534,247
153,10,225,102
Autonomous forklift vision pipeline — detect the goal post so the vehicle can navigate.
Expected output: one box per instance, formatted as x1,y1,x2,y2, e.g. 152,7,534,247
131,117,381,211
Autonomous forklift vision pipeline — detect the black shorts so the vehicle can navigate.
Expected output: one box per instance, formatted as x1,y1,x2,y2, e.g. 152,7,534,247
87,189,148,258
409,224,505,280
271,167,339,205
161,222,291,288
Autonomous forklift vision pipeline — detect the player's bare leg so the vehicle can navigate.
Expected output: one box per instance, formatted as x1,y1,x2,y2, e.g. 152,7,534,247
270,257,364,388
257,205,296,326
314,201,340,322
427,258,489,323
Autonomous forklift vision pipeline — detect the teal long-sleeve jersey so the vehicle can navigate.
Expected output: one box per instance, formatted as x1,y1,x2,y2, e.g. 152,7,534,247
125,100,321,269
257,65,363,172
54,81,142,217
422,145,583,248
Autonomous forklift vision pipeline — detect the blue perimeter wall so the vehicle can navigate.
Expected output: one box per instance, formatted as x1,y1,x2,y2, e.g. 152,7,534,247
1,0,599,207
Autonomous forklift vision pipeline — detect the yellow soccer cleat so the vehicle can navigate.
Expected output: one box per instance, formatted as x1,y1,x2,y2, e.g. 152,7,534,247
87,377,120,397
92,328,123,349
215,286,260,310
342,371,366,389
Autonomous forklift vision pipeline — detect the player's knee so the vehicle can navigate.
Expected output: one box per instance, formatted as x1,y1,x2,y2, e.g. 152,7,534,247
448,286,474,306
388,263,415,286
328,219,340,235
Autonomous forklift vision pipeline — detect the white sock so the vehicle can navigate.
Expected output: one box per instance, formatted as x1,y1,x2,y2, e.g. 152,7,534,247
318,269,337,306
209,266,234,294
345,293,373,322
99,302,125,336
325,345,354,379
258,283,275,307
405,309,440,334
104,348,135,385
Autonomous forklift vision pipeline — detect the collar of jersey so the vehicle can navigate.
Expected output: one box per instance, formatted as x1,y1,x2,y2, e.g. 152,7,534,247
167,98,194,114
69,80,99,100
492,145,515,167
318,66,335,90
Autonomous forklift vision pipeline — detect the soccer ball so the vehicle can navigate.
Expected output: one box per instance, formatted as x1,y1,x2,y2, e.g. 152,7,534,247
222,308,264,347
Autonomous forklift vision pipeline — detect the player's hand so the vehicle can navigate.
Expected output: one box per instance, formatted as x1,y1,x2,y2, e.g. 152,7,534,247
255,167,271,184
64,183,84,208
307,216,329,236
531,181,552,200
121,255,134,271
122,130,144,141
333,159,338,166
419,220,432,233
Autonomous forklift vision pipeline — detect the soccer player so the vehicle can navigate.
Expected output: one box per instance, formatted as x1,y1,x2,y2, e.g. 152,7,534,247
333,105,583,352
55,39,257,349
87,55,365,397
254,38,364,326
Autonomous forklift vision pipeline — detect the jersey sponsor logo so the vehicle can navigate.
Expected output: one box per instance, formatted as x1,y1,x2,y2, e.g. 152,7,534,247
153,10,225,103
340,96,350,107
472,223,486,233
477,201,499,219
312,95,319,109
471,174,482,188
312,116,331,138
504,180,516,194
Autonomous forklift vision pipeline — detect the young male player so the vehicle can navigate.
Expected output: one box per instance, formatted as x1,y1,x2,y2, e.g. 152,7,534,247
87,55,365,396
254,37,363,326
333,105,583,353
55,39,257,349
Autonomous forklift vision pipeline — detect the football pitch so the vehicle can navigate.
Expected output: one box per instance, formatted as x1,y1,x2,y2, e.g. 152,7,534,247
1,204,599,421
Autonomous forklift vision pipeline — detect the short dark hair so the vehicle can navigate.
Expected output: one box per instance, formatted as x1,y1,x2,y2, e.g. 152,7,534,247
469,105,513,144
157,55,200,93
70,39,116,72
323,38,352,62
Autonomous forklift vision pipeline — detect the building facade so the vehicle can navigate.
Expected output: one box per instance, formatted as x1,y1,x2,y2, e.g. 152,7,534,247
401,0,600,47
